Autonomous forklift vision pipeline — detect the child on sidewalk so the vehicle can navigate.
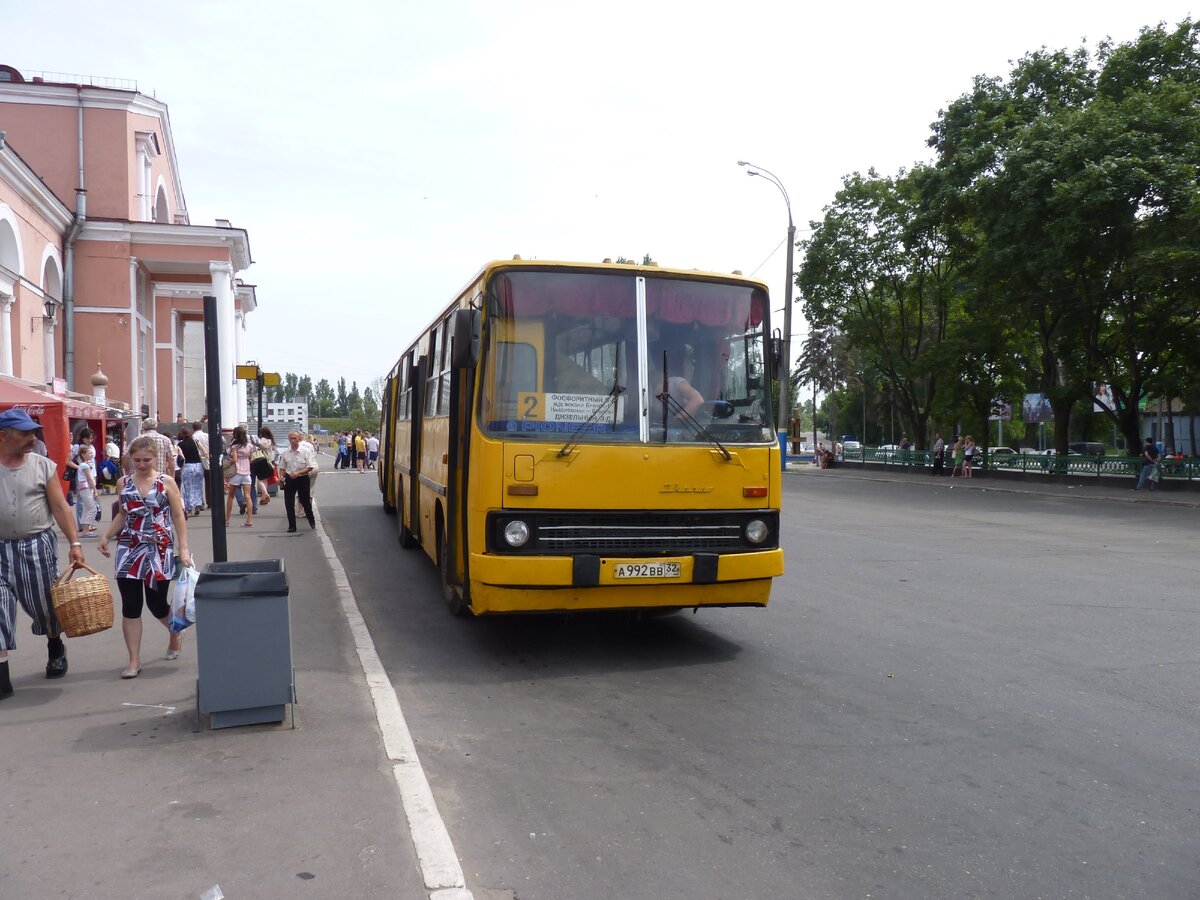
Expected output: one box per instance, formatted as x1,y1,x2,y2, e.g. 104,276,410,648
75,444,99,535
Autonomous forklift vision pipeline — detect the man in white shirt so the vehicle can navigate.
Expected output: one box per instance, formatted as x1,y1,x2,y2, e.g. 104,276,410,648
278,431,317,533
366,433,380,469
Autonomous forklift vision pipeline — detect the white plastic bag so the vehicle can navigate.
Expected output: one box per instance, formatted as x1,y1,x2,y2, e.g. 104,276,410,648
169,564,199,632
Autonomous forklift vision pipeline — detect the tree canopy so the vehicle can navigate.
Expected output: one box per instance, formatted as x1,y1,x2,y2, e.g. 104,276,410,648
798,20,1200,452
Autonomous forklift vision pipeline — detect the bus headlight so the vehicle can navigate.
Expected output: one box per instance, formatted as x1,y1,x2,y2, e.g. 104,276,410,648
504,520,531,547
745,519,769,544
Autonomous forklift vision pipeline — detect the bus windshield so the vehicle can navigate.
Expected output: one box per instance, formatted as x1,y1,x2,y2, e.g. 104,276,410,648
482,269,773,444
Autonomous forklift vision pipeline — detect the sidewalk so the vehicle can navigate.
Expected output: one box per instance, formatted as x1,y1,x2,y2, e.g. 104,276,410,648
0,489,426,899
786,459,1200,507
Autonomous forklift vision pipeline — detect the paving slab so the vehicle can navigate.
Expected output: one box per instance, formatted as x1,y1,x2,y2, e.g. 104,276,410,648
0,487,426,900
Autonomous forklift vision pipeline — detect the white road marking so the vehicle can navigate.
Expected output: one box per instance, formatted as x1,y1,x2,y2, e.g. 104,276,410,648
313,502,473,899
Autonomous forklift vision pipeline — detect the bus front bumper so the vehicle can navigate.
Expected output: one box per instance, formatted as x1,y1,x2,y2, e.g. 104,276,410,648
465,548,784,614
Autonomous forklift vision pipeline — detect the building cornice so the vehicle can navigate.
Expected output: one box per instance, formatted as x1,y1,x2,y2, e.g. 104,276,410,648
79,220,252,272
0,82,189,226
0,144,73,231
236,283,258,314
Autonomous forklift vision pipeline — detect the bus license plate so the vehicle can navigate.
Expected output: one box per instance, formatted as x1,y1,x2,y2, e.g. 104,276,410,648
613,562,681,580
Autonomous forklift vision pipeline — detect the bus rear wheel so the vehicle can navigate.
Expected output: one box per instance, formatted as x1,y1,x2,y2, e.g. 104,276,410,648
438,521,469,617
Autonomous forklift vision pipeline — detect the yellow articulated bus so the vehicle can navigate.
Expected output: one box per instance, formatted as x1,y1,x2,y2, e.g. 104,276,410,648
377,259,785,615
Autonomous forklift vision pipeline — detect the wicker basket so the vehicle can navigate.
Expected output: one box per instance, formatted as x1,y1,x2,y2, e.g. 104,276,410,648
50,563,114,638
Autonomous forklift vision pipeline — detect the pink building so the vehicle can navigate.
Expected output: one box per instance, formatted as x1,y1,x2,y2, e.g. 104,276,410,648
0,64,256,428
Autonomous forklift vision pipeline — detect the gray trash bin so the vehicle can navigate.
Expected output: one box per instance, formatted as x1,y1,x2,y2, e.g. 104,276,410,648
195,559,293,729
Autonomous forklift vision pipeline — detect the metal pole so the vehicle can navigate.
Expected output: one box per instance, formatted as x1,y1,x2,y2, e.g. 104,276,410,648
780,220,795,434
256,372,264,436
862,378,866,446
738,160,794,468
202,295,227,563
812,380,817,463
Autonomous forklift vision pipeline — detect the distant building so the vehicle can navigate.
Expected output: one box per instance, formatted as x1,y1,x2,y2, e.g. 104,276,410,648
247,397,309,433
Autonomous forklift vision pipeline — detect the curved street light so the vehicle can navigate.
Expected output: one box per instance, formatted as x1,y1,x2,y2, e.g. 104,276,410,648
738,160,796,459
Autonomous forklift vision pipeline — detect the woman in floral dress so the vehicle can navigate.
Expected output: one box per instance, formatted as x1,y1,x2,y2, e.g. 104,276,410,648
98,435,193,678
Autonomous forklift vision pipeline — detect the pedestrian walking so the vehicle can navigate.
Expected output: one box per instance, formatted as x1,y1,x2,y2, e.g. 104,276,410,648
1133,437,1161,491
176,427,205,516
963,436,976,478
366,433,379,470
279,431,317,533
139,419,176,481
335,431,348,469
0,408,86,698
931,432,945,476
98,435,192,678
191,422,211,510
256,427,277,506
354,430,367,473
951,437,965,477
224,426,256,527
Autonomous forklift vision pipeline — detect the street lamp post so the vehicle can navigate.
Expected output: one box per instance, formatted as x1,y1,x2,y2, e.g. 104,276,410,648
738,160,796,464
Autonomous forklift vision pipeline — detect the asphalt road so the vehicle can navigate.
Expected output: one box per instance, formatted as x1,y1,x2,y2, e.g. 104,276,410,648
321,467,1200,900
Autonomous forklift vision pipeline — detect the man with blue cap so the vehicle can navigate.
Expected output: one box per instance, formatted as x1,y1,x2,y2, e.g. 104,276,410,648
0,408,86,698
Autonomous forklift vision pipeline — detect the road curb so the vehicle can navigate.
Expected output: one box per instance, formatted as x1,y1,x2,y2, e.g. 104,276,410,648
785,463,1200,508
314,501,474,899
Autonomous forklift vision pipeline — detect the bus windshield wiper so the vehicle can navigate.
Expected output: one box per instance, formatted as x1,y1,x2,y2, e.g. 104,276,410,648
558,381,624,457
655,391,732,460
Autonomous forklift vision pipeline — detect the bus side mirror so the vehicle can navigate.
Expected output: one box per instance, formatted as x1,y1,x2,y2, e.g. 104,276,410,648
451,308,481,368
769,333,784,378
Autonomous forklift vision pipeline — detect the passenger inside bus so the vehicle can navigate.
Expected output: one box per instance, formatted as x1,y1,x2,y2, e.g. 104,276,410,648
648,344,705,420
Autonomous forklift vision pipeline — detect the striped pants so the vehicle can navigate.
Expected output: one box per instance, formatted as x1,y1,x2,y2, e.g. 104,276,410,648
0,529,60,650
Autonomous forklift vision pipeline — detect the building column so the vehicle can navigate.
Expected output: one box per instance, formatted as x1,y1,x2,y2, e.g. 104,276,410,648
129,258,141,412
0,291,13,376
234,308,247,426
209,261,237,429
44,312,55,383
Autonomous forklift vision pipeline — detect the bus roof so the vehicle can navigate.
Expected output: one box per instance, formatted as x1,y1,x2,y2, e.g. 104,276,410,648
467,258,769,297
389,259,772,377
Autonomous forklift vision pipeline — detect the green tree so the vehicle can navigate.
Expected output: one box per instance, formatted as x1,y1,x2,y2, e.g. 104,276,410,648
347,381,362,414
297,375,313,406
363,386,379,420
314,379,334,417
799,166,964,449
931,20,1200,452
336,377,348,416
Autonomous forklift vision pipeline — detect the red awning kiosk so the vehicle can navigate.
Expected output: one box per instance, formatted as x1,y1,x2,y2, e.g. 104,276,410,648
0,376,109,474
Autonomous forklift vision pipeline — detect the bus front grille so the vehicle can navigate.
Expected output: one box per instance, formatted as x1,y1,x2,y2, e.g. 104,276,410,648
487,510,778,555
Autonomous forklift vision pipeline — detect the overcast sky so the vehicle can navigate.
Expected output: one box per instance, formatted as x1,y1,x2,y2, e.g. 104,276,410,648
6,1,1196,393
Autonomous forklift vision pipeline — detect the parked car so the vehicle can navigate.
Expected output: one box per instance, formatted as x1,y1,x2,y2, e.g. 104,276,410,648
1068,442,1106,456
987,446,1018,456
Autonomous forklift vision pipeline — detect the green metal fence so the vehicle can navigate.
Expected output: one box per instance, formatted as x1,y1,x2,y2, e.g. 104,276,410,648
842,448,1199,482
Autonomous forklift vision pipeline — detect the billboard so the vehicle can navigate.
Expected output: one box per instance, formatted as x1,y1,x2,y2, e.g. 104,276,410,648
1022,393,1053,423
988,401,1012,422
